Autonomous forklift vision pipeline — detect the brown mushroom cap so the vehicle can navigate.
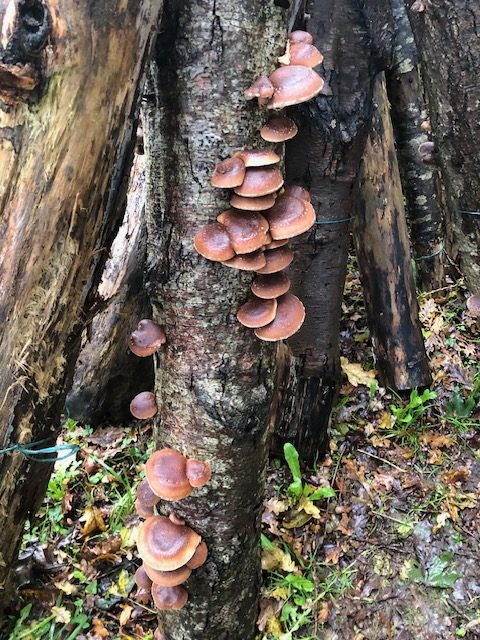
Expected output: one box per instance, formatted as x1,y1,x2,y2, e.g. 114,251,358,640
251,272,291,299
234,148,280,167
143,561,192,587
267,66,324,110
135,565,153,590
288,30,314,45
222,250,266,271
279,42,323,68
169,512,186,526
137,477,161,507
145,448,192,501
211,157,246,188
229,192,277,211
137,516,201,571
129,320,166,357
237,297,278,328
130,391,158,419
283,185,311,202
264,238,289,249
466,294,480,317
135,497,154,519
265,195,315,239
234,167,284,197
260,116,298,143
216,209,269,254
255,245,294,274
151,584,188,610
244,75,275,100
186,459,212,487
255,293,305,341
186,541,208,569
194,222,235,262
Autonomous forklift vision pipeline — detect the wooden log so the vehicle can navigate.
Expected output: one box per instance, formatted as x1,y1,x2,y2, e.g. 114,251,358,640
352,74,431,390
65,153,153,425
143,1,285,637
271,0,395,463
0,0,162,607
385,0,445,290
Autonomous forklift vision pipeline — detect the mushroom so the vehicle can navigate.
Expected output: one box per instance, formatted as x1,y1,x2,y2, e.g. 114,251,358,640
418,140,436,164
216,209,269,254
137,477,161,507
244,76,275,103
233,148,280,167
186,540,208,569
283,184,311,202
222,250,267,271
288,30,314,45
143,561,192,587
129,320,166,357
266,66,324,109
260,116,298,143
251,272,291,299
265,194,316,239
130,391,158,419
237,297,278,328
193,222,236,262
278,42,323,68
254,293,305,341
185,459,212,487
234,166,284,197
211,157,246,188
135,497,154,519
151,584,188,610
145,448,192,501
135,565,153,589
230,192,277,211
255,245,294,274
264,238,289,250
466,294,480,317
137,515,201,571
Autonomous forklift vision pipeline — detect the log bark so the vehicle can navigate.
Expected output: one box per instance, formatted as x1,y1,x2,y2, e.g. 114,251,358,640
0,0,162,607
386,0,445,290
65,153,153,425
271,0,395,463
143,1,285,638
352,75,431,390
405,0,480,292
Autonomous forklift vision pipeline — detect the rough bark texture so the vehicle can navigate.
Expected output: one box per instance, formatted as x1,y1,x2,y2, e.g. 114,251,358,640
353,75,431,390
386,0,445,290
65,153,153,425
0,0,162,607
406,0,480,292
143,1,285,638
271,0,395,463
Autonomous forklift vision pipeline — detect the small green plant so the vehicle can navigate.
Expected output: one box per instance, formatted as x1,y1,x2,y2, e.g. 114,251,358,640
283,443,335,502
390,388,437,426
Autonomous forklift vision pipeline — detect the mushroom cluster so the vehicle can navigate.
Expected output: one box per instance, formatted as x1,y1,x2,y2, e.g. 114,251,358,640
133,448,211,612
193,31,322,341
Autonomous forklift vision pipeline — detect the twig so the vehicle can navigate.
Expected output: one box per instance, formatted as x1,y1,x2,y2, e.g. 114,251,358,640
357,448,408,473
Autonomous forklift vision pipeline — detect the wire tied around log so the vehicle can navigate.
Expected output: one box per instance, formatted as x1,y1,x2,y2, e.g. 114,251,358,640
414,242,444,261
314,216,352,225
459,210,480,216
0,437,79,463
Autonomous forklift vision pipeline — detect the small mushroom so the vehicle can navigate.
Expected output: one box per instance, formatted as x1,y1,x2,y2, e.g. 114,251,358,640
143,561,192,587
279,42,323,68
145,448,192,501
288,30,313,45
129,320,166,357
222,250,267,271
264,238,289,250
151,584,188,610
135,565,153,589
130,391,158,419
418,140,436,164
186,459,212,487
244,76,275,102
283,184,311,202
234,148,280,167
137,477,160,507
216,209,269,254
237,297,278,328
267,66,324,109
260,116,298,142
466,294,480,317
135,496,154,519
194,222,236,262
186,540,208,569
265,195,315,240
230,192,277,211
255,245,294,274
251,272,291,299
211,157,246,188
234,167,284,197
137,515,201,571
254,293,305,341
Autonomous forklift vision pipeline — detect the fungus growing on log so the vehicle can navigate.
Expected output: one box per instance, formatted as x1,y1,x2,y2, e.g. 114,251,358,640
266,65,324,109
151,584,188,610
143,562,192,587
234,148,280,167
244,75,275,103
260,116,298,142
283,184,311,202
137,515,201,571
254,293,305,341
128,320,166,357
229,192,277,211
278,42,323,68
288,30,313,45
234,166,284,197
216,210,269,254
265,195,316,239
193,222,236,262
185,459,212,487
135,565,153,590
137,478,161,507
130,391,158,419
236,297,278,328
211,156,246,188
251,272,291,299
255,244,294,274
145,448,192,501
222,250,267,271
135,497,154,519
186,540,208,569
466,294,480,317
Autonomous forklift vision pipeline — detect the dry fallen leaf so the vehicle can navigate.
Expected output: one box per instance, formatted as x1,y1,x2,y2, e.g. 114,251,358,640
261,544,296,573
92,617,110,638
80,506,107,537
341,357,377,387
119,604,134,626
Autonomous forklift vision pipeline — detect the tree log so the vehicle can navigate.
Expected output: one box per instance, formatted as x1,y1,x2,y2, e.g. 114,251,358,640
143,1,285,638
406,0,480,292
352,74,431,390
386,0,445,290
0,0,162,607
271,0,395,463
65,153,153,425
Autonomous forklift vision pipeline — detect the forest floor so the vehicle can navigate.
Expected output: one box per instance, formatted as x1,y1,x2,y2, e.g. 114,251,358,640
2,263,479,640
